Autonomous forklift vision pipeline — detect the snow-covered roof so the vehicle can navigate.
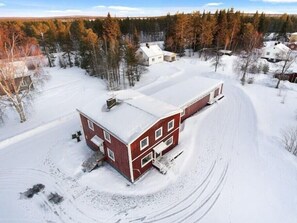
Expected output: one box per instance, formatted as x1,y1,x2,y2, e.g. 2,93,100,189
0,60,29,78
150,76,223,109
139,45,163,58
264,42,290,53
219,50,232,54
78,90,181,144
163,51,176,56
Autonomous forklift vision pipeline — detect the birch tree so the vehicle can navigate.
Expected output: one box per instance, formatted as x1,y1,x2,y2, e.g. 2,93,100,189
237,23,262,85
0,28,43,123
275,50,296,89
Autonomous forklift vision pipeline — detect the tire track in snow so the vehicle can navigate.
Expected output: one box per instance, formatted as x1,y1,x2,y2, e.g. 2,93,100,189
122,84,246,223
0,167,102,223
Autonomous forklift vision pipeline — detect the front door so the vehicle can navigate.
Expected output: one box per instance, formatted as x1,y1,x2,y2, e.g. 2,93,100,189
155,152,161,160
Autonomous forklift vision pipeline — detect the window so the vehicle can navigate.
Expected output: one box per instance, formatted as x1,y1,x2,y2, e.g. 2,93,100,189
165,136,173,147
104,130,111,143
155,127,163,140
266,52,270,56
140,137,149,150
87,120,94,131
152,58,155,62
107,148,115,161
20,79,28,88
168,120,174,132
141,152,153,167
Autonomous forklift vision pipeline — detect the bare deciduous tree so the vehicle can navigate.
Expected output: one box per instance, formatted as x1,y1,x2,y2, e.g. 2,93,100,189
275,51,296,89
0,31,44,123
237,23,262,85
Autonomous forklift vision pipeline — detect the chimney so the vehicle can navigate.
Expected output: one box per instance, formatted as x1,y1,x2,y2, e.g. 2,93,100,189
106,98,117,110
146,43,150,48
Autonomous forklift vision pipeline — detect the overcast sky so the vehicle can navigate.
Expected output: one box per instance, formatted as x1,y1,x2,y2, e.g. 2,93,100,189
0,0,296,17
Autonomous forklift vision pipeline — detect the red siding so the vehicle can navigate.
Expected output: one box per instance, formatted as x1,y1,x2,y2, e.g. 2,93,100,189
288,73,297,83
129,113,181,181
132,129,180,181
181,94,210,122
130,113,181,160
80,114,131,180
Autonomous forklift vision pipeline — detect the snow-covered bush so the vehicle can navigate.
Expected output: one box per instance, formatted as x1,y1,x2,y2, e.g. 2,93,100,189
262,63,269,74
281,126,297,156
247,77,254,84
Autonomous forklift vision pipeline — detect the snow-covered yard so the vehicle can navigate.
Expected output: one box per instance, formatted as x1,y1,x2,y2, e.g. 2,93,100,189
0,55,297,223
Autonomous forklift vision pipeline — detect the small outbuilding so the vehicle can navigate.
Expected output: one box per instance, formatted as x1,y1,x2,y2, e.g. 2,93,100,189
218,50,232,56
136,44,164,66
290,32,297,42
163,51,177,62
275,72,297,83
287,43,297,51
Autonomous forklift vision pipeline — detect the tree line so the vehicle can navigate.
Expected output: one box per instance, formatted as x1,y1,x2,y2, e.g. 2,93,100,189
1,10,297,122
1,10,296,78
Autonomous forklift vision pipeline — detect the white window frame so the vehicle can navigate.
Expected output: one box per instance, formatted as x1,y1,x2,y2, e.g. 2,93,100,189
107,148,115,161
155,127,163,140
104,130,111,143
140,136,149,150
168,119,174,132
141,152,153,168
165,136,173,147
87,120,94,131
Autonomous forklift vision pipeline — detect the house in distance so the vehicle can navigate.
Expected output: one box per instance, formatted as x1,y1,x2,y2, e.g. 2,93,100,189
261,42,291,62
136,43,164,66
77,76,224,182
0,60,33,96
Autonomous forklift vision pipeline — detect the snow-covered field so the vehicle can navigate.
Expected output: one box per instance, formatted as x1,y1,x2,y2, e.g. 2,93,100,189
0,54,297,223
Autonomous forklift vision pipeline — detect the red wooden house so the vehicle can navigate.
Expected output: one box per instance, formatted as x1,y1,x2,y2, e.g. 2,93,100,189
78,76,224,182
78,91,182,182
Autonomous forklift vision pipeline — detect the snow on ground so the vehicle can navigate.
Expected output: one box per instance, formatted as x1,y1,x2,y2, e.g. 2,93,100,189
0,54,297,223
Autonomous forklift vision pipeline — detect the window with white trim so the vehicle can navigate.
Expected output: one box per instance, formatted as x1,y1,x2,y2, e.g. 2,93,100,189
141,152,153,167
140,137,149,150
168,119,174,132
104,130,111,143
165,136,173,147
87,120,94,131
155,127,163,140
107,148,115,161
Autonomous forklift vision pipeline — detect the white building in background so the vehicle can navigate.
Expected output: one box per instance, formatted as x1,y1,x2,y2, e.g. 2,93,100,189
290,32,297,42
261,42,291,62
136,43,164,66
163,51,177,62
